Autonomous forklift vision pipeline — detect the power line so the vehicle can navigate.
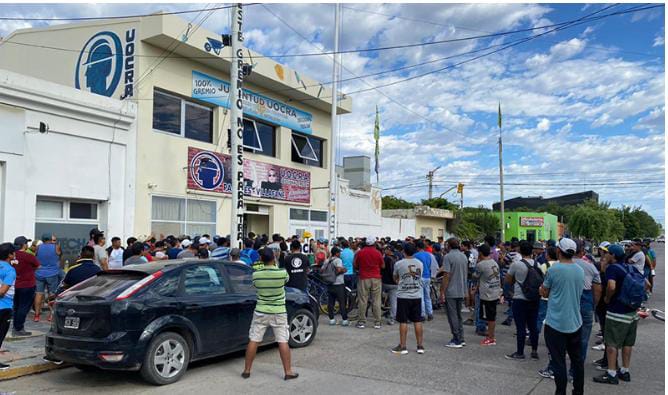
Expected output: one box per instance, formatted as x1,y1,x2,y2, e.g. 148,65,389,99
341,4,664,59
0,4,252,21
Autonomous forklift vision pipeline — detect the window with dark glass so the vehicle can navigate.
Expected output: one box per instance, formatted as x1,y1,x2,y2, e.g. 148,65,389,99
183,265,226,296
242,118,275,157
291,132,323,167
185,102,213,143
310,210,327,222
290,208,309,221
153,88,213,143
152,90,181,135
69,202,97,220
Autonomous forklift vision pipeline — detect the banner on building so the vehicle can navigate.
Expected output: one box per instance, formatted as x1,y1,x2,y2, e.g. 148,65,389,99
520,216,544,227
187,147,310,203
191,70,313,134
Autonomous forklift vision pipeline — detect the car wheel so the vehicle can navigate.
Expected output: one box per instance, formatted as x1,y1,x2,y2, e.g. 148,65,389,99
288,309,316,348
140,331,190,385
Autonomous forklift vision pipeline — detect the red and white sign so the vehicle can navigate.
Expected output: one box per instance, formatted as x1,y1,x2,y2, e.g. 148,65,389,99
520,217,544,227
187,147,310,203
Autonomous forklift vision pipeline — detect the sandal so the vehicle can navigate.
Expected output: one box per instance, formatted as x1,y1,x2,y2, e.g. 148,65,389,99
33,314,40,322
284,373,299,381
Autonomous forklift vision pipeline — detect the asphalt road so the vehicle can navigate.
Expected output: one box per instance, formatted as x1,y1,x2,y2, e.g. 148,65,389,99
1,245,664,394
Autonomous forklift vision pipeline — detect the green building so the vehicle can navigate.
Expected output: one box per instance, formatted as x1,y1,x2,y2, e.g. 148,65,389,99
494,212,558,243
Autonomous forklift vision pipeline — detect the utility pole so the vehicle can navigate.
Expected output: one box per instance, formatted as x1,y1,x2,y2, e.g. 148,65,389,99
427,166,441,200
457,183,464,209
230,4,245,248
327,3,340,241
498,102,505,242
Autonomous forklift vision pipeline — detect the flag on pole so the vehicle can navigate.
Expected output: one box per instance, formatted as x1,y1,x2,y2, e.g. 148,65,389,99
374,105,380,183
498,102,502,129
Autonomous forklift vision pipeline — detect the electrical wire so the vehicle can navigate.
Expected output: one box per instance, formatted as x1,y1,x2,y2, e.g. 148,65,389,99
0,3,254,21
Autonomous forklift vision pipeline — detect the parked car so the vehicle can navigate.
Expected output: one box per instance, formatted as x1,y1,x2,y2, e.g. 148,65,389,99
658,235,665,243
45,260,318,385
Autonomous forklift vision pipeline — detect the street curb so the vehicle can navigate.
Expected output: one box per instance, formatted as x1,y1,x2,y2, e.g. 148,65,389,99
0,361,69,381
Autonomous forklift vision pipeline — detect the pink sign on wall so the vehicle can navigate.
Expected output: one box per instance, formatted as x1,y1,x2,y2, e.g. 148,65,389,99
187,147,311,203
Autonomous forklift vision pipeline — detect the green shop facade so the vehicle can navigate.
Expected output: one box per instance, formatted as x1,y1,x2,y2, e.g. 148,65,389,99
494,212,558,243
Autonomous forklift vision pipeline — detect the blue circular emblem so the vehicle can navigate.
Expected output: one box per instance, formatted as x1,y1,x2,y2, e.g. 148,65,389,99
190,152,224,190
75,31,123,97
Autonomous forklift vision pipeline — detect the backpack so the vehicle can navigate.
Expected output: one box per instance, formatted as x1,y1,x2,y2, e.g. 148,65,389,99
240,249,253,266
519,259,544,301
615,263,647,309
320,258,337,285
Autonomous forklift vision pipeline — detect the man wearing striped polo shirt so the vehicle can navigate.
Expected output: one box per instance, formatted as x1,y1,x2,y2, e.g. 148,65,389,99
242,248,298,381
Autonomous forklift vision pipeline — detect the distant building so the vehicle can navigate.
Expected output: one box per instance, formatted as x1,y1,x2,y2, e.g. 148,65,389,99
492,191,599,211
382,206,455,240
494,212,559,243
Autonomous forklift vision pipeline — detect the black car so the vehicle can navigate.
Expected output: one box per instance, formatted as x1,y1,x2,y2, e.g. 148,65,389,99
45,260,318,385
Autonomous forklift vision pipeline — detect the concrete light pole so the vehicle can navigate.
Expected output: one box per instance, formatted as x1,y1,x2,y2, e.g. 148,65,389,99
230,4,245,248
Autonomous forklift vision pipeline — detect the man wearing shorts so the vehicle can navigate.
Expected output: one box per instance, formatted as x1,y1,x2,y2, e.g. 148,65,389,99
242,248,298,381
594,244,646,385
475,244,501,346
391,242,424,355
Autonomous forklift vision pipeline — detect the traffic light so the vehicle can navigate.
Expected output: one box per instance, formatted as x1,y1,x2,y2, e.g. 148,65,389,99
457,183,464,193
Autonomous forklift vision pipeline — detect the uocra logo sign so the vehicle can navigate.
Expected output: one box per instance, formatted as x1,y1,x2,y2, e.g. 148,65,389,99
75,29,135,99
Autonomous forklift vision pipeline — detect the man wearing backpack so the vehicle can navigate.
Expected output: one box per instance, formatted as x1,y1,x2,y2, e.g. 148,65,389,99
594,244,649,385
541,238,585,395
505,240,542,360
324,247,348,326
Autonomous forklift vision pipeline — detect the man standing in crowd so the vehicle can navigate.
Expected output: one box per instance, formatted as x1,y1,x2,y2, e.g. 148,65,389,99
340,240,356,290
165,237,181,260
325,247,348,326
627,239,645,275
240,239,260,265
242,248,298,381
92,233,108,270
354,236,384,329
211,237,231,260
541,238,584,395
391,242,424,355
573,240,602,378
284,240,309,292
0,243,16,370
505,241,541,360
414,240,434,321
106,237,124,269
124,243,148,265
593,244,646,385
475,244,501,346
123,237,138,262
177,240,198,259
439,238,468,348
382,245,398,325
11,237,39,337
34,234,61,322
59,246,101,291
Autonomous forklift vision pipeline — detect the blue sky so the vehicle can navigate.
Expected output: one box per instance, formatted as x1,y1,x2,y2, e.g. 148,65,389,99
0,3,664,226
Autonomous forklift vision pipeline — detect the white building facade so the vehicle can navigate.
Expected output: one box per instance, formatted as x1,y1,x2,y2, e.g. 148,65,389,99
0,70,137,261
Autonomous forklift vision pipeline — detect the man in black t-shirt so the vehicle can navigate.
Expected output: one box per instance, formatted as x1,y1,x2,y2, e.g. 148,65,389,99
283,240,310,291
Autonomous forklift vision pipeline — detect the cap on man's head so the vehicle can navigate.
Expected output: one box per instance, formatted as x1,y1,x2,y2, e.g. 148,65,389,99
181,239,192,248
13,236,31,247
599,241,611,252
366,236,376,245
546,239,557,247
607,244,625,260
632,238,643,245
0,242,16,259
199,237,211,245
532,241,544,250
41,233,51,242
557,238,577,255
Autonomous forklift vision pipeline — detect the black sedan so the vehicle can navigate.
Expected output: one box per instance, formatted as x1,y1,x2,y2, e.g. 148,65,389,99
45,260,318,385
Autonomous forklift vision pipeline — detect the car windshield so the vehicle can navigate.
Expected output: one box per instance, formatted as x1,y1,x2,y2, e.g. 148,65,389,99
64,272,146,299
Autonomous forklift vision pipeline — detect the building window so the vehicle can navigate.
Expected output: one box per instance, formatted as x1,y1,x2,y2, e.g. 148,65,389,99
291,132,323,167
36,200,64,220
227,118,276,157
310,210,327,222
151,196,216,237
153,88,213,143
289,208,309,221
69,202,97,220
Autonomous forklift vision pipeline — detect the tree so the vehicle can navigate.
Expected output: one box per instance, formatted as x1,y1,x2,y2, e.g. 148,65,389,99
420,197,458,210
452,207,500,241
381,195,415,210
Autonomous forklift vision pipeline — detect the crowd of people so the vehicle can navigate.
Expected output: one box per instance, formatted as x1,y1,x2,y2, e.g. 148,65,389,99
0,227,657,393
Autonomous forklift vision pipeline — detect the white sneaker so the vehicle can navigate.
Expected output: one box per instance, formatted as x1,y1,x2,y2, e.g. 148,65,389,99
329,319,337,326
591,343,605,351
461,307,471,313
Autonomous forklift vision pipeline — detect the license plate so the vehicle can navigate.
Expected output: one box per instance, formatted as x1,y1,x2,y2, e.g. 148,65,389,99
64,316,80,329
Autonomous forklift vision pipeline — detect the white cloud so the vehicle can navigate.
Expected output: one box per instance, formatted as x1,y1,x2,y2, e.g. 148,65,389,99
526,38,587,68
536,118,550,132
653,33,664,47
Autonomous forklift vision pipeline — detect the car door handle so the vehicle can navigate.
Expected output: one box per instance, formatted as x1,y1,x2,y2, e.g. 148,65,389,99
186,304,203,311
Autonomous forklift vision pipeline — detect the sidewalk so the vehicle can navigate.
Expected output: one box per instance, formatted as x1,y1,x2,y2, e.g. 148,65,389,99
0,316,68,381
